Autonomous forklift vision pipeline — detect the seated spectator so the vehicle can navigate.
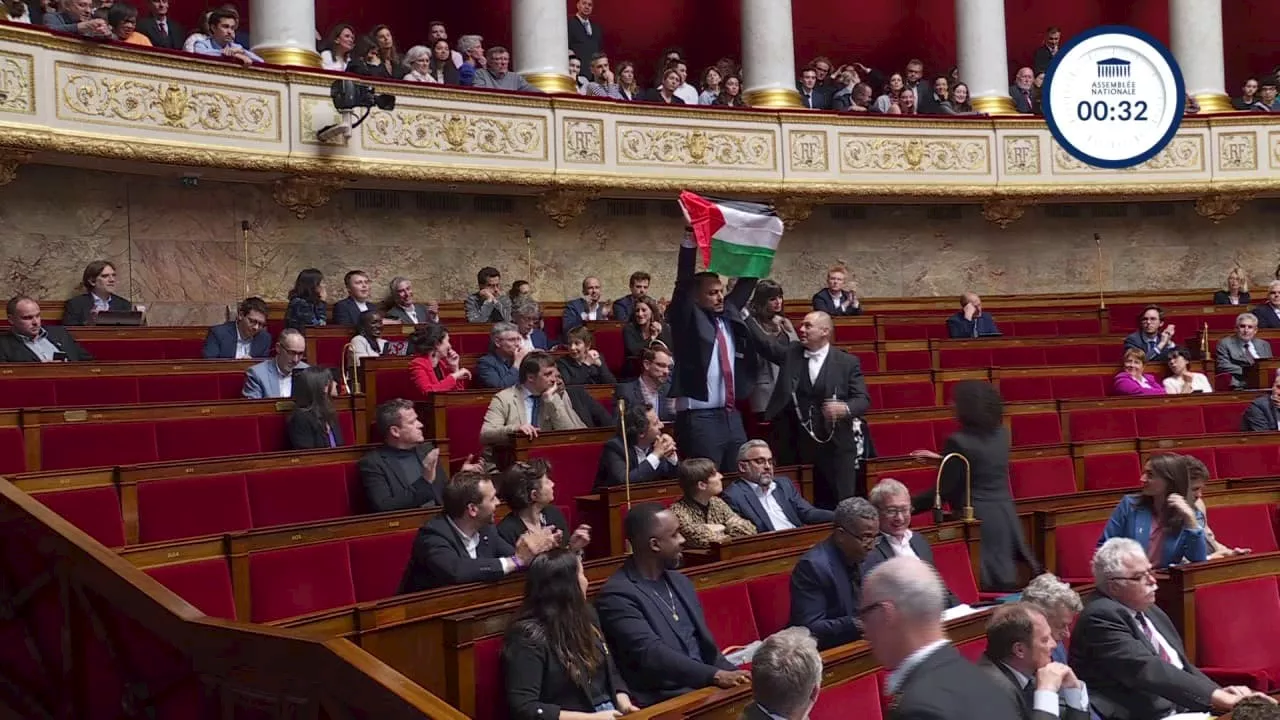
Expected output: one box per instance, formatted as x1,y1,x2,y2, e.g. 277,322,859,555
402,44,436,84
64,260,132,326
1020,573,1085,664
863,478,960,608
611,61,642,101
1214,268,1251,306
644,67,685,105
383,276,437,326
796,65,830,110
426,20,463,68
107,3,149,44
595,503,749,705
513,300,550,351
615,347,675,421
242,329,308,399
595,401,679,489
1242,370,1280,432
286,366,343,450
424,39,461,84
669,59,698,104
557,326,616,386
1112,348,1166,396
358,398,461,512
476,321,527,389
408,323,470,396
203,296,270,360
1070,538,1274,718
465,266,513,323
5,0,39,23
1162,348,1211,394
367,23,406,77
747,280,797,415
318,23,355,72
583,52,620,99
1,295,92,363
502,549,636,720
456,34,484,86
622,297,672,368
181,10,211,53
346,35,390,78
1184,457,1250,560
612,271,651,322
1217,311,1271,388
331,270,374,326
872,73,905,113
509,280,533,305
812,264,861,316
697,66,722,105
480,352,586,460
976,602,1091,720
494,458,591,550
788,497,878,649
1123,305,1177,361
474,46,541,92
562,276,612,339
1254,280,1280,329
191,7,261,65
713,74,746,107
347,309,389,372
950,82,974,112
44,0,108,36
723,440,832,533
669,458,756,549
946,292,1000,338
1098,453,1206,568
399,470,556,593
284,268,327,331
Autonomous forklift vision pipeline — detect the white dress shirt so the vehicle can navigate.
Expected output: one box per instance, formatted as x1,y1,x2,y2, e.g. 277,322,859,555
8,7,31,22
234,331,253,360
805,343,830,384
447,517,515,573
674,83,699,104
885,530,917,558
401,305,420,324
520,334,536,352
886,639,950,695
753,481,796,530
1001,662,1090,717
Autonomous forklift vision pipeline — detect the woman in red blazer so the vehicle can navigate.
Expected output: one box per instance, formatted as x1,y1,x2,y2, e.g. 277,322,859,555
408,324,471,397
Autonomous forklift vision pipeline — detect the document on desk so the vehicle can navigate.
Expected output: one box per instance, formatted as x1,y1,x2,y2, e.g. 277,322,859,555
942,604,984,622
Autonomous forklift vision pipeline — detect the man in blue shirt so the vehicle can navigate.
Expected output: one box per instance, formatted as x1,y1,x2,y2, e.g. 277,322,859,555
191,8,261,66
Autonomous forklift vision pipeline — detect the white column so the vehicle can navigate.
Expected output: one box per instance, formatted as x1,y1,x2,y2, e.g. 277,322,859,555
955,0,1016,114
1170,0,1231,113
514,0,576,94
249,0,319,68
741,0,801,108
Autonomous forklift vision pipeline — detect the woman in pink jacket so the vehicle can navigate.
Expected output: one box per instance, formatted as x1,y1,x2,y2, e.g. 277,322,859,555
1113,347,1167,396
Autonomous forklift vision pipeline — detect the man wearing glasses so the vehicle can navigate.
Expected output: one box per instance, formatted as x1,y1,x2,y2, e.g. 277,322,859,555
788,497,879,650
204,296,271,360
863,478,961,608
723,440,833,533
1215,312,1271,389
242,329,308,399
1070,538,1275,718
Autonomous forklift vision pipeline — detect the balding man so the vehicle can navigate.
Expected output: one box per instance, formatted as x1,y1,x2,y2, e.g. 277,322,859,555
745,309,870,506
1,295,93,363
947,292,1001,339
1011,67,1036,113
242,329,309,399
861,556,1019,719
1252,281,1280,329
562,275,611,340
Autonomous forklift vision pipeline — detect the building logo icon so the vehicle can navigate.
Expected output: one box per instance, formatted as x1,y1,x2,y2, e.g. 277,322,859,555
1095,58,1131,78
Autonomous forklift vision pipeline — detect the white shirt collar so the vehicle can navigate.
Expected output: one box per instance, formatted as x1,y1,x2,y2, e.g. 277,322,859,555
447,516,481,555
885,529,914,550
886,639,950,695
804,343,830,362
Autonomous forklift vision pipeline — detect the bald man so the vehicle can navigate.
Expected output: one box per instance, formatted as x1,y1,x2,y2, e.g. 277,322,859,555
745,310,870,506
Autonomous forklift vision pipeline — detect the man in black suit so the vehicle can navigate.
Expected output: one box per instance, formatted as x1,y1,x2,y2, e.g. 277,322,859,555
864,478,961,608
861,556,1020,720
136,0,184,49
1032,27,1061,75
595,502,749,706
566,0,600,80
1070,537,1272,719
595,401,679,489
331,270,374,326
383,276,437,326
202,296,271,360
1242,372,1280,431
358,399,471,513
0,295,93,363
561,276,612,340
788,497,879,650
742,627,823,720
724,440,832,532
63,260,133,326
667,227,758,471
811,264,861,316
398,469,556,593
976,602,1090,720
615,347,675,422
1011,67,1036,114
745,310,869,506
797,66,831,110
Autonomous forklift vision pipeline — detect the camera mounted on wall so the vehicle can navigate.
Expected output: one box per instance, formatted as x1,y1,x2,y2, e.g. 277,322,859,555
316,80,397,144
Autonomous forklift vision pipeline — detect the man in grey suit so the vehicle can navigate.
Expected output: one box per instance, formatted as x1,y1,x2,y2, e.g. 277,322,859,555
1243,372,1280,432
1216,312,1272,389
863,478,961,607
977,602,1091,720
242,329,309,399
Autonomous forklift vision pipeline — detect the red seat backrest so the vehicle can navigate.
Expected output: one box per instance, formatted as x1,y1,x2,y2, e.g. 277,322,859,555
529,442,607,500
0,379,57,409
347,529,418,602
41,421,159,471
883,349,931,372
1214,446,1280,479
1068,408,1137,442
1000,347,1046,367
696,582,760,652
1207,504,1279,553
955,635,989,661
591,326,625,377
1051,375,1106,400
1157,447,1217,480
870,421,937,458
474,634,507,720
879,467,938,497
136,473,252,544
999,377,1052,402
1010,412,1062,447
1193,577,1280,677
371,368,418,406
256,413,289,454
1009,457,1077,499
1054,344,1103,365
877,381,936,410
0,426,26,474
938,349,992,370
138,374,226,404
1134,406,1204,438
932,419,959,450
1052,519,1108,583
1202,404,1246,434
248,541,356,623
811,672,883,720
155,416,260,461
1081,453,1141,491
143,558,237,620
929,541,978,605
54,377,141,407
746,572,793,638
32,486,125,547
444,403,490,464
245,464,352,527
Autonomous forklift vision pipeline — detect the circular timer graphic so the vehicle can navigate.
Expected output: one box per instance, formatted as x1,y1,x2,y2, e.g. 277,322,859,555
1042,26,1185,169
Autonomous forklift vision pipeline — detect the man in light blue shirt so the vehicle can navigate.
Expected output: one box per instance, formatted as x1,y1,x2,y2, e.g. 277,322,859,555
191,8,261,66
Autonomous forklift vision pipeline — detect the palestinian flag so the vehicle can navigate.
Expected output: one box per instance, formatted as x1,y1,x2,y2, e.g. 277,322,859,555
678,191,784,278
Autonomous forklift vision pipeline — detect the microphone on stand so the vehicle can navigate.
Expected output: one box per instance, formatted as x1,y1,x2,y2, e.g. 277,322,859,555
617,397,631,512
1095,233,1106,310
525,229,533,281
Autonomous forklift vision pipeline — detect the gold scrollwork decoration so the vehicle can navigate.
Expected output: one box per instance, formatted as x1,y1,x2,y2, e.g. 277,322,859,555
365,109,545,159
840,136,988,173
1053,137,1202,174
59,73,275,137
1217,133,1257,171
773,196,824,230
788,131,828,172
0,52,35,115
562,118,604,164
0,148,33,185
1194,193,1252,224
1003,136,1041,175
272,176,347,219
981,198,1035,229
538,188,595,228
617,124,774,168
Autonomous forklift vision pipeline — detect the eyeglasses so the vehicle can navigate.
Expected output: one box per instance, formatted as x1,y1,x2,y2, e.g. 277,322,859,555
881,506,911,518
744,456,774,466
1111,569,1156,583
853,601,888,630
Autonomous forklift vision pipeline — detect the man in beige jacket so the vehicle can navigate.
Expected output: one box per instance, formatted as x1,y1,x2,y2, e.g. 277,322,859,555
480,351,585,463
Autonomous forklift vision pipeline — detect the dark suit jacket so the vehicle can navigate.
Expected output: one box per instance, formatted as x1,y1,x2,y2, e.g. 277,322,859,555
1069,595,1219,720
594,435,679,489
476,352,520,389
561,298,609,339
1011,86,1035,113
595,559,735,707
623,322,674,363
503,620,628,720
863,533,961,608
798,87,831,110
202,321,272,360
1253,304,1280,329
398,515,516,593
746,327,870,427
494,504,570,548
357,442,449,513
722,477,832,532
892,643,1022,720
975,653,1089,720
384,303,433,325
1033,45,1057,74
136,15,185,49
668,244,757,404
567,15,602,70
285,410,345,450
0,326,93,363
331,297,374,326
614,378,674,422
1242,395,1279,432
946,311,1002,338
1212,290,1250,306
567,385,613,428
1122,331,1176,361
62,293,131,326
788,537,861,650
811,289,862,316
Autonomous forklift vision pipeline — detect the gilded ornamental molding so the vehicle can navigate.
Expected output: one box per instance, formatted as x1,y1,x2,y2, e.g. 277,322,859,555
1193,193,1252,224
272,176,347,219
0,49,34,115
981,198,1035,229
538,188,595,228
0,148,31,185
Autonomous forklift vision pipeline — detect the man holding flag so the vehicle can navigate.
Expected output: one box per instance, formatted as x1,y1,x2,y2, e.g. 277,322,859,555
670,191,782,471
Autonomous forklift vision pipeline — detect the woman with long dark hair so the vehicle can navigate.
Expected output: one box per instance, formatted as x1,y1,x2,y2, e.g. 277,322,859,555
621,297,672,365
909,381,1038,591
1098,453,1206,568
319,23,356,71
285,268,327,330
369,23,407,78
502,549,636,720
287,366,343,449
408,323,470,397
746,279,797,415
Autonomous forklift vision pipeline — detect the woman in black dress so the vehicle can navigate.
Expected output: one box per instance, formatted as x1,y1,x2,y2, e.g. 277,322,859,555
495,459,591,551
909,380,1038,591
286,366,343,450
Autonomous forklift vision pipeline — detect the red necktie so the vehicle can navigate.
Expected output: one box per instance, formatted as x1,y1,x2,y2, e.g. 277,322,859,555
716,320,735,408
1138,613,1172,663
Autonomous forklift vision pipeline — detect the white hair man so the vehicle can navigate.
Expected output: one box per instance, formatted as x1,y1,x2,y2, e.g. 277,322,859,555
976,602,1090,719
1215,312,1271,389
1021,573,1083,664
1255,280,1280,329
1070,538,1275,718
859,556,1019,719
864,478,961,607
742,628,823,720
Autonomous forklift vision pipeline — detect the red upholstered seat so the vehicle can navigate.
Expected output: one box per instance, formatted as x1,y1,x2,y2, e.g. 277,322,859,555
1051,519,1108,583
450,331,492,355
877,381,935,409
1214,446,1280,479
81,339,168,361
348,529,417,602
939,349,992,370
1162,447,1217,480
371,368,417,405
1057,318,1102,335
33,487,125,547
138,374,226,404
879,467,938,497
1068,409,1137,442
248,542,357,622
163,339,206,359
696,583,760,653
1000,347,1046,367
1010,412,1062,446
811,672,883,720
870,421,936,458
256,413,290,454
0,427,26,474
245,464,352,527
542,316,563,342
1134,405,1204,437
955,635,989,661
746,573,793,638
1055,345,1104,365
41,421,159,470
591,326,625,377
529,442,607,500
54,377,141,407
1009,457,1077,499
1081,453,1141,491
444,403,490,468
883,324,932,341
999,377,1052,402
1207,504,1278,553
929,541,978,605
143,558,237,620
217,372,247,399
136,473,252,543
932,419,959,450
1193,577,1280,689
0,378,57,409
155,416,260,461
832,323,876,343
1051,376,1106,399
941,380,970,405
313,335,349,369
883,349,931,372
850,350,879,373
474,634,507,720
1202,404,1246,434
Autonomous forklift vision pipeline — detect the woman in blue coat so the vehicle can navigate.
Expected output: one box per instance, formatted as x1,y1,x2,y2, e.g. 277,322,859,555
1098,453,1207,568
